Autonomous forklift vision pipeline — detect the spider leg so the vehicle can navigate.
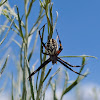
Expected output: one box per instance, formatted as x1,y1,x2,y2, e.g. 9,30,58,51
39,23,47,49
56,29,63,55
57,57,83,67
28,58,51,80
41,45,49,55
57,57,85,76
42,52,49,55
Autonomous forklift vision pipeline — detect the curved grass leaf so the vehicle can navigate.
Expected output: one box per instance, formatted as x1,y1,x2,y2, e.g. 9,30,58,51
12,39,21,48
53,11,58,32
60,57,89,100
59,55,97,59
62,71,69,92
26,0,36,18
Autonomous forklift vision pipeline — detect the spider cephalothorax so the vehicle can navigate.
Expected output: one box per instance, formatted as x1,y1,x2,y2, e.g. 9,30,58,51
28,24,85,79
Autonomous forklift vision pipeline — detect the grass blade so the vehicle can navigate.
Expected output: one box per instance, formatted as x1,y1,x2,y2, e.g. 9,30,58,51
29,7,44,36
16,6,24,40
59,55,97,59
12,39,21,48
42,66,53,83
62,71,69,92
26,57,35,100
26,0,36,18
42,68,60,98
28,30,39,62
50,81,58,100
0,17,15,45
53,11,58,32
0,55,9,77
60,57,89,100
0,0,7,6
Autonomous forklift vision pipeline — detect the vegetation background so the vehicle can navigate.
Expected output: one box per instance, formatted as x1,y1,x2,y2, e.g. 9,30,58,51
0,0,100,100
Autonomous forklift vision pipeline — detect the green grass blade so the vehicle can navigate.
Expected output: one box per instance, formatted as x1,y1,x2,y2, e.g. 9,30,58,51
0,0,7,6
2,4,20,31
26,0,36,18
0,25,20,35
61,79,78,99
59,55,97,59
36,71,39,92
42,68,60,98
36,22,46,100
0,17,15,45
60,57,89,100
50,81,58,100
28,14,45,36
40,25,45,63
16,6,24,40
26,57,35,100
0,78,7,93
42,66,53,83
78,57,86,75
20,43,23,71
37,2,55,99
53,11,58,32
12,39,21,48
63,71,69,92
0,55,9,77
29,7,45,36
28,30,39,62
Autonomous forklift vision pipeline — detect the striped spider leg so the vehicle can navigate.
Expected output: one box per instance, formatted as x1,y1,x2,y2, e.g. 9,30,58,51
28,25,85,80
28,58,51,80
57,57,85,76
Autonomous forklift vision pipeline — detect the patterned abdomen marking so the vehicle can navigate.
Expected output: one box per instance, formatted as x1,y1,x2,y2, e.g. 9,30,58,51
46,39,58,55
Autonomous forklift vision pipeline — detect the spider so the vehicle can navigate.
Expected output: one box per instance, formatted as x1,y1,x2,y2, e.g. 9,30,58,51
28,24,85,79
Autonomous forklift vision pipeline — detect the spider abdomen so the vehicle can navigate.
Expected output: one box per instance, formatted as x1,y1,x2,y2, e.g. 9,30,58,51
46,39,58,55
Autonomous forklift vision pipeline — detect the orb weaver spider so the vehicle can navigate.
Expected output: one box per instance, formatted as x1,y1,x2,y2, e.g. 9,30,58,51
28,24,85,79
